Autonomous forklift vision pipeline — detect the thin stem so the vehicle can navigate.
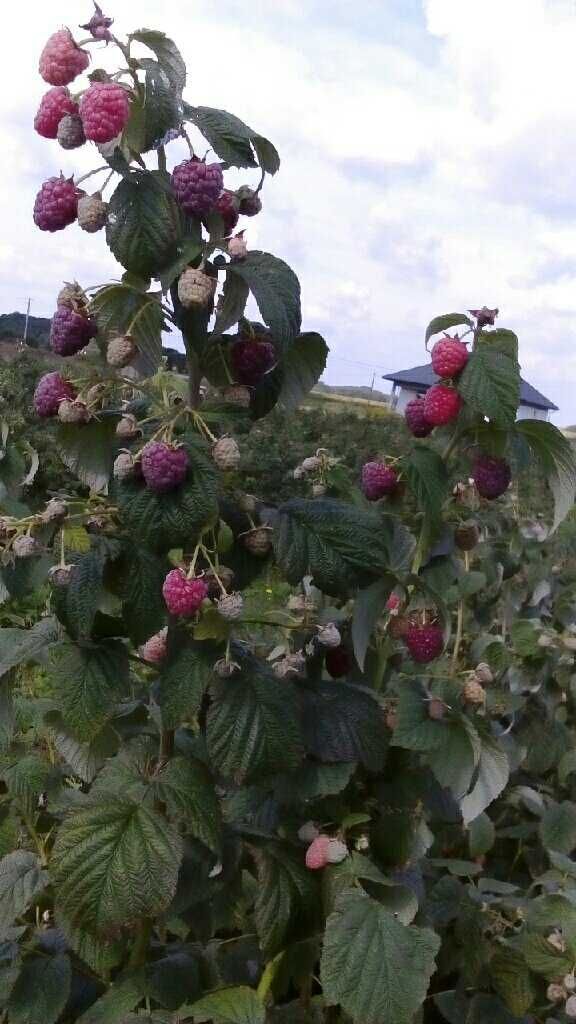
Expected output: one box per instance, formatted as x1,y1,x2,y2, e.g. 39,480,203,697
75,165,110,186
128,918,153,968
159,729,174,762
452,549,469,673
188,350,201,409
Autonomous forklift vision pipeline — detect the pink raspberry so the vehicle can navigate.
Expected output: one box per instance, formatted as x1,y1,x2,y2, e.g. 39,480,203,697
305,836,331,870
34,87,78,139
171,158,224,217
361,461,399,501
33,372,76,417
430,335,469,378
141,442,189,493
50,306,96,356
404,623,444,663
162,570,208,617
472,454,512,500
231,337,276,385
404,397,434,438
211,191,239,234
39,29,89,87
33,175,80,232
386,593,401,613
79,82,131,143
423,384,463,426
139,627,168,664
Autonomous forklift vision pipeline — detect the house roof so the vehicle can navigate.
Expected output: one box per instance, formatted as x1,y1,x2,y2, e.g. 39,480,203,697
382,363,558,411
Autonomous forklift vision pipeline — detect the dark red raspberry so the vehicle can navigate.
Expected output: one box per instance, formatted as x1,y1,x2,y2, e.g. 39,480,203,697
33,372,76,417
80,2,114,42
325,646,352,678
404,623,444,663
33,175,80,232
141,442,189,493
79,82,131,143
361,461,399,501
237,186,262,216
50,307,96,356
231,338,276,385
210,190,239,234
162,569,208,616
423,384,462,426
34,87,78,138
430,335,469,378
472,454,511,500
39,29,89,86
171,158,224,217
405,397,433,437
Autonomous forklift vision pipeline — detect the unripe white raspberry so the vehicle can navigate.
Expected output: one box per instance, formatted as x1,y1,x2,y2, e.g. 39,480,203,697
58,399,89,424
301,456,322,473
216,592,244,621
41,498,68,524
13,535,40,559
326,839,348,864
107,334,137,368
474,662,493,684
317,623,341,649
116,414,140,440
77,192,108,233
228,233,247,259
213,436,241,471
298,821,320,843
177,267,216,308
463,677,485,705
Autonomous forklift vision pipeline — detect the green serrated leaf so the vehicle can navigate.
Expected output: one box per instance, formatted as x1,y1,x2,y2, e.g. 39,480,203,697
320,889,440,1024
299,680,388,772
182,986,266,1024
273,762,355,803
130,29,186,93
45,711,119,784
184,105,279,174
274,498,392,596
154,756,222,855
157,635,216,729
539,801,576,853
0,852,48,940
213,270,250,336
76,970,147,1023
106,171,183,279
257,332,329,412
352,578,393,671
404,447,449,533
8,950,71,1024
0,616,59,678
121,544,169,644
458,339,520,426
461,734,509,825
489,947,535,1017
229,252,301,348
57,909,124,976
52,798,182,935
252,843,317,956
513,419,576,532
159,235,203,294
48,639,129,741
63,543,109,641
469,812,496,857
519,931,573,978
425,312,473,345
57,416,118,494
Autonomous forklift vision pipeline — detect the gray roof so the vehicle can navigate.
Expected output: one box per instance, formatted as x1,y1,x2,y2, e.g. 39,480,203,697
383,363,558,411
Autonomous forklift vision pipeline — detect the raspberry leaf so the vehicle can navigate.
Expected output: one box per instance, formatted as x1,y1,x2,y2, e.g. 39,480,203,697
182,987,266,1024
130,30,187,94
512,419,576,532
91,282,166,373
120,544,169,644
274,498,393,595
152,756,223,856
0,617,60,678
106,171,184,279
460,733,509,825
184,105,280,174
7,949,71,1024
51,798,182,934
539,800,576,854
213,270,250,336
229,252,301,348
250,842,319,956
425,312,473,345
138,59,183,152
48,639,130,741
57,416,118,494
320,889,440,1024
44,711,119,785
207,660,304,781
298,680,388,771
0,852,48,940
458,337,520,426
404,447,449,538
352,577,393,670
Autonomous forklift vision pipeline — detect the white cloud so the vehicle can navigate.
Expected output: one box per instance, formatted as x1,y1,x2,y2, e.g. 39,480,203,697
2,1,576,419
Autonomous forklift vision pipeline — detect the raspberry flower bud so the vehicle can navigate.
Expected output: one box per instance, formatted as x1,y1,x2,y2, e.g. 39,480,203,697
298,821,320,843
463,677,485,705
80,2,114,42
236,186,262,216
113,451,139,481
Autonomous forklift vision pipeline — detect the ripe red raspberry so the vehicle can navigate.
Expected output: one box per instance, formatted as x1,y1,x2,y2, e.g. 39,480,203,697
79,82,131,143
305,835,331,870
405,397,433,438
39,29,90,86
33,372,76,417
231,338,276,385
472,454,511,500
34,87,78,138
171,158,224,217
423,384,462,426
139,627,168,664
50,307,96,356
361,461,399,501
141,442,189,493
211,191,239,234
162,569,208,617
325,646,352,678
404,623,444,663
431,335,469,378
33,175,80,232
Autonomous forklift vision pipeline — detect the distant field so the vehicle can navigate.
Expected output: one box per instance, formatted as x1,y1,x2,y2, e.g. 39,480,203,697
305,388,394,419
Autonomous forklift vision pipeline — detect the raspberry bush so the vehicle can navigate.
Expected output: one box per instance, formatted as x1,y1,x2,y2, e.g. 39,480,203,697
3,10,576,1024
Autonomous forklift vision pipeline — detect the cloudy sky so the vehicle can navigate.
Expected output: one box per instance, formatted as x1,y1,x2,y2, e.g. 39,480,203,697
3,0,576,421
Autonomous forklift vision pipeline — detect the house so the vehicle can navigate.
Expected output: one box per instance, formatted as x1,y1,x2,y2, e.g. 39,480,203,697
383,364,558,421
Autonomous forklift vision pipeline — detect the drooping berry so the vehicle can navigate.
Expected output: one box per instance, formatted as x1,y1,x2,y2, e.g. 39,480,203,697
236,186,262,216
361,461,399,501
57,281,86,309
231,337,277,385
404,622,444,663
472,454,512,500
162,569,208,616
80,2,114,41
171,158,224,217
423,384,463,426
228,233,247,259
77,193,107,233
430,335,469,378
107,334,137,368
79,82,131,143
50,306,96,356
33,372,76,417
58,399,89,424
13,536,40,559
216,592,244,620
210,191,239,234
305,836,331,870
213,436,241,471
177,268,216,308
243,526,272,556
57,113,86,149
325,645,352,678
34,87,78,138
454,520,480,551
404,397,433,438
33,175,80,232
326,839,348,864
298,821,320,843
39,29,89,86
48,564,74,587
141,442,189,493
113,451,139,481
139,627,168,664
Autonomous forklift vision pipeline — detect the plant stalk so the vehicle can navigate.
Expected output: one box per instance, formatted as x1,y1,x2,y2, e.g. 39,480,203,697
128,918,153,968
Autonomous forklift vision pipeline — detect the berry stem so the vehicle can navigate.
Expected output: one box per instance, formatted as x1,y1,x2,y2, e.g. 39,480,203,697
452,549,469,673
75,165,111,186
